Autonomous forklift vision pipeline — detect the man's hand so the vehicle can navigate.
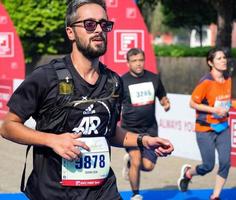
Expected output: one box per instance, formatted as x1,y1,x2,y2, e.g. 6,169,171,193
160,96,170,112
142,135,174,157
47,132,90,160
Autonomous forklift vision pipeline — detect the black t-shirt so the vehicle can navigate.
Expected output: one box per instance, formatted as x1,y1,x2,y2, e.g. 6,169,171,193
7,55,123,200
121,70,166,136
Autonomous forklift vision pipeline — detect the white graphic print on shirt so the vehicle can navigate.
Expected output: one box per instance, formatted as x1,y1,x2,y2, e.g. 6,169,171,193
72,102,111,135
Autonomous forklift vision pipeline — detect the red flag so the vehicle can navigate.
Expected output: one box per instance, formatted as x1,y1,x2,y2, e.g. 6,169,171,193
0,3,25,119
101,0,157,75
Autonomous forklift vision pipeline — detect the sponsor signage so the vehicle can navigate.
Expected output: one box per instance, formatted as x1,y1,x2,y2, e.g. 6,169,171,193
0,3,25,119
102,0,157,75
229,109,236,167
0,79,12,119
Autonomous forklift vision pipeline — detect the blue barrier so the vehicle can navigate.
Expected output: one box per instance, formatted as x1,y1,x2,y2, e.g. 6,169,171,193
0,189,236,200
121,188,236,200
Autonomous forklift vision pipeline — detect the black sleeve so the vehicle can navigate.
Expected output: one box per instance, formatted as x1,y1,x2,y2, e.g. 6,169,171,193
114,74,123,121
156,75,167,101
7,67,50,122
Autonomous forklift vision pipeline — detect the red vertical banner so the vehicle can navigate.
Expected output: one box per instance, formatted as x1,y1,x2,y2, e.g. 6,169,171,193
229,109,236,167
0,3,25,119
102,0,157,75
0,79,12,119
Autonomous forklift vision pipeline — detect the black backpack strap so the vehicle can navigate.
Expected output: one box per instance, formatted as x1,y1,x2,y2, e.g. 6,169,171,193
20,145,31,192
51,59,74,95
20,58,74,192
50,59,73,81
53,61,72,80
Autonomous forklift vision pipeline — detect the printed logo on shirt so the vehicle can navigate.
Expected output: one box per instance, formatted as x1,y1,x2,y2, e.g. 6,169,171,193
83,104,96,115
128,82,155,106
72,102,111,135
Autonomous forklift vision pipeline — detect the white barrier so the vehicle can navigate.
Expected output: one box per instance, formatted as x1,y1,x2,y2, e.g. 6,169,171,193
156,93,202,161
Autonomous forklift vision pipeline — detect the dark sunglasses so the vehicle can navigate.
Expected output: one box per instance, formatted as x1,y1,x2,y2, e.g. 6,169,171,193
70,19,114,32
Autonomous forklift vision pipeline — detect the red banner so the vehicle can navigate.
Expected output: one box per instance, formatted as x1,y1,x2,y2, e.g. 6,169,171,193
102,0,157,75
0,79,12,119
0,3,25,80
0,3,25,119
229,109,236,167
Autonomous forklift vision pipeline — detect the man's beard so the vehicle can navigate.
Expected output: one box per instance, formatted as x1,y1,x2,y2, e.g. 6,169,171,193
75,34,107,59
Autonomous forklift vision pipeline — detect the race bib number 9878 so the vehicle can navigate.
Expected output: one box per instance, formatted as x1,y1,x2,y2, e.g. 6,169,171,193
61,137,110,187
75,154,106,169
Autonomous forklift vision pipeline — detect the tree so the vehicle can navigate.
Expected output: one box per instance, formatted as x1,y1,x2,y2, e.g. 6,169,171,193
209,0,236,48
136,0,159,30
2,0,69,63
138,0,236,49
160,0,217,47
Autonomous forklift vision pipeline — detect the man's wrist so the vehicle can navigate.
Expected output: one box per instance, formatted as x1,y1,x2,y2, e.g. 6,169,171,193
137,134,148,149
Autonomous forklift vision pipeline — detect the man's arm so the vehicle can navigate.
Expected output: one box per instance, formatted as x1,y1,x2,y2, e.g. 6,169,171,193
0,112,89,160
156,76,170,112
109,126,174,157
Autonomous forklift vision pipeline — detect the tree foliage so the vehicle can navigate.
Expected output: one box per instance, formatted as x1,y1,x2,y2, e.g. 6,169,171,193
138,0,236,48
2,0,69,62
160,0,217,46
2,0,236,62
208,0,236,48
160,0,216,29
160,0,236,48
137,0,159,30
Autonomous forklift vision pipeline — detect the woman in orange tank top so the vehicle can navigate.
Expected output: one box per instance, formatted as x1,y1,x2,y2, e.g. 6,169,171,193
178,47,232,200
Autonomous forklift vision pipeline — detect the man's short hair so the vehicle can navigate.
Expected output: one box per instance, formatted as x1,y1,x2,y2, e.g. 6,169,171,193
65,0,106,27
126,48,145,61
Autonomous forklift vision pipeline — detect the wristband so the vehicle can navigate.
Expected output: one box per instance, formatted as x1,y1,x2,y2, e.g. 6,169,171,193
137,134,147,150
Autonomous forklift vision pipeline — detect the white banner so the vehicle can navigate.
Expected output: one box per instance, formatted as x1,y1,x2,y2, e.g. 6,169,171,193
156,93,201,160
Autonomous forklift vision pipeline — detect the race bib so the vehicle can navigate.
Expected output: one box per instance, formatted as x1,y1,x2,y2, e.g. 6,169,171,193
128,82,155,106
61,137,110,187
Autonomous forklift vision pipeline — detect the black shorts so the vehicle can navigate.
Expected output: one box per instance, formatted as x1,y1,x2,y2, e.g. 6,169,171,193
126,147,158,164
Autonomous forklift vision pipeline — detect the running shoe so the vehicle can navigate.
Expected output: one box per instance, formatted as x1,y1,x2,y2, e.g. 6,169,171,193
177,164,192,192
122,153,130,180
210,195,221,200
131,194,143,200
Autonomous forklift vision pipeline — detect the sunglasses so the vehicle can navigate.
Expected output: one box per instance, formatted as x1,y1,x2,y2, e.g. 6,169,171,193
70,19,114,32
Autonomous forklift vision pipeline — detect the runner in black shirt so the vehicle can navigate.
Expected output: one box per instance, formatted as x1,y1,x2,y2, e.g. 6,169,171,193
121,48,170,200
0,1,174,200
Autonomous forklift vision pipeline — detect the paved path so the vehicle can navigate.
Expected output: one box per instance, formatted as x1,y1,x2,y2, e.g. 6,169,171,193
0,136,236,193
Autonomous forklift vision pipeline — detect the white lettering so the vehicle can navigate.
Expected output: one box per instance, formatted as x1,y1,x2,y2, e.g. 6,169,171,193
159,118,194,132
73,116,101,135
0,93,10,101
159,119,182,131
183,121,195,132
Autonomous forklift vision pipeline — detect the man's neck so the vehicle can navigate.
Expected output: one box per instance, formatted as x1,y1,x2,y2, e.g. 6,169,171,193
70,50,100,85
130,70,144,78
